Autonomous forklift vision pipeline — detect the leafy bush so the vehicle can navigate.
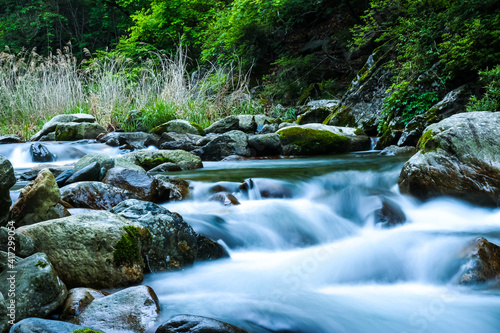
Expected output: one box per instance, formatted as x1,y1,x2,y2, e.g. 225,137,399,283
467,65,500,112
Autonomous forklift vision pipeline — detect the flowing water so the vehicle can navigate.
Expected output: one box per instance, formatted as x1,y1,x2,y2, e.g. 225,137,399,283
5,143,500,332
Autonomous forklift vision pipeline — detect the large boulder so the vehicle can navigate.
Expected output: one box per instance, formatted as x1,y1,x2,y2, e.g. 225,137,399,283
459,237,500,285
110,199,198,271
54,122,106,141
398,112,500,206
61,288,109,321
195,130,251,161
0,253,67,322
17,211,152,288
277,125,350,156
30,114,96,141
151,119,204,136
72,285,160,333
60,181,142,209
204,116,239,134
156,315,247,333
118,150,203,171
103,167,158,201
10,318,100,333
237,115,257,133
10,169,69,227
0,155,15,225
248,133,282,156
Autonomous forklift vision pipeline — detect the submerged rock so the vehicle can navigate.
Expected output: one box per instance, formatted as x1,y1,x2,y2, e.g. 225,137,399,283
10,169,69,227
459,237,500,285
72,285,160,333
374,197,406,227
0,253,67,322
398,112,500,206
156,315,248,333
17,211,152,288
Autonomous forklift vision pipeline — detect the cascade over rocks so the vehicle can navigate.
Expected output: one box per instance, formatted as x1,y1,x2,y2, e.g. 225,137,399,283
0,154,15,225
0,253,67,322
10,168,70,227
17,211,152,288
72,285,160,333
398,112,500,206
156,315,248,333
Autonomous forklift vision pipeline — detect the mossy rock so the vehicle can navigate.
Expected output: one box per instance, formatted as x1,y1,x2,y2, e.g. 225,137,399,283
55,122,106,141
417,129,440,153
375,128,402,150
113,226,152,266
150,119,203,136
324,105,357,127
277,126,350,156
296,107,331,125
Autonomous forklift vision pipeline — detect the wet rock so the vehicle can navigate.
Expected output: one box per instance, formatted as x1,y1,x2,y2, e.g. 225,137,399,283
157,132,203,148
74,153,115,178
19,165,71,181
0,253,67,322
459,237,500,285
72,285,160,333
65,161,101,184
205,116,240,134
0,293,7,333
10,169,69,227
103,167,158,201
118,149,203,171
10,318,98,333
156,315,248,333
154,175,190,202
17,211,151,288
379,145,416,156
195,130,251,161
248,133,282,156
196,234,230,261
209,192,240,206
60,181,142,209
115,158,147,172
238,115,257,133
0,155,15,225
160,140,197,151
31,113,96,141
0,227,35,257
0,134,24,144
151,119,204,136
61,287,109,321
54,169,73,187
147,162,183,173
240,178,293,198
398,112,500,206
29,143,54,162
374,198,406,227
277,125,350,156
54,122,106,141
99,132,157,150
110,199,198,271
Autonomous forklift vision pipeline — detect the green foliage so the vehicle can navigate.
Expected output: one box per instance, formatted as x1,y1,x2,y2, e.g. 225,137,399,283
113,226,145,265
381,81,439,127
467,65,500,112
73,329,104,333
35,260,48,268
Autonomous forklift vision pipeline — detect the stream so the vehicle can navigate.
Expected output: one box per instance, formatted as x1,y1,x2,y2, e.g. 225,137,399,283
5,142,500,333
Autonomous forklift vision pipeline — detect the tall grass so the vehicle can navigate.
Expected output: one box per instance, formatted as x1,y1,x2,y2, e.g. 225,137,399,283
0,44,262,139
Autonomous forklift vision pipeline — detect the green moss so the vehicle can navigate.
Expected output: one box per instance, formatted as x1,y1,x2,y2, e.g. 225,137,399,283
278,127,350,155
35,260,48,268
189,121,205,135
417,129,440,153
354,128,365,136
324,106,356,127
73,329,104,333
113,226,151,265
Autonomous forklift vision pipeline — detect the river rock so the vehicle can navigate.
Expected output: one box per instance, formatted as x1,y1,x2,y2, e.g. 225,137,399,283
160,140,197,151
110,199,198,271
19,165,71,181
0,253,67,322
154,175,190,202
248,133,282,156
195,130,251,161
17,211,151,288
209,192,240,206
72,285,160,333
10,169,69,227
459,237,500,285
238,115,257,133
0,227,35,257
147,162,183,173
99,132,158,150
0,134,23,144
54,122,106,141
258,123,279,134
30,113,96,141
297,108,331,125
118,149,203,171
379,145,416,156
74,153,115,176
10,318,99,333
65,161,101,184
60,181,142,209
29,143,54,162
54,169,73,187
156,315,248,333
151,119,204,136
0,155,15,225
374,197,406,227
103,167,158,201
196,234,230,261
398,112,500,206
61,287,109,321
205,116,240,134
277,125,350,155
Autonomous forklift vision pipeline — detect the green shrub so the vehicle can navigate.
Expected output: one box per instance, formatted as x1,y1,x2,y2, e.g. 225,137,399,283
467,65,500,112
